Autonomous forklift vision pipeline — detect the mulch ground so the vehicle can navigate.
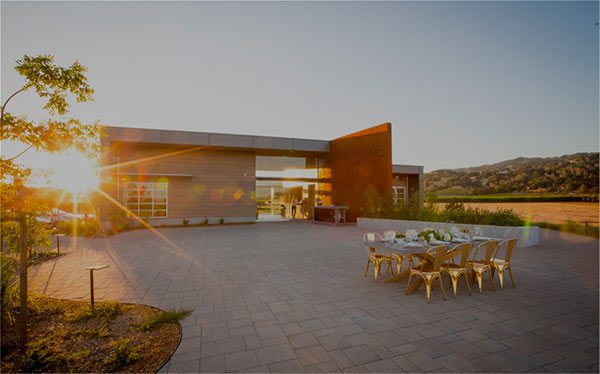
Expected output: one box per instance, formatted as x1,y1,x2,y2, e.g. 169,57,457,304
1,297,182,373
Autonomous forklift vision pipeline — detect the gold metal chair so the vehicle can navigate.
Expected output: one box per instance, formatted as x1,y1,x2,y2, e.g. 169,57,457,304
441,243,473,298
391,252,418,275
489,238,517,290
383,232,421,274
466,240,497,293
406,245,447,303
363,233,394,280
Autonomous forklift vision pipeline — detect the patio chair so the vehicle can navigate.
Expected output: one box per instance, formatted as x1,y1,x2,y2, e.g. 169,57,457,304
363,233,394,280
381,230,417,273
489,238,518,290
391,252,418,275
440,243,473,298
466,240,497,293
406,245,447,303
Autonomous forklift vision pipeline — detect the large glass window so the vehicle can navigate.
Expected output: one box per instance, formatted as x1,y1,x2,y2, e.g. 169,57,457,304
256,156,318,179
256,156,320,220
124,181,168,218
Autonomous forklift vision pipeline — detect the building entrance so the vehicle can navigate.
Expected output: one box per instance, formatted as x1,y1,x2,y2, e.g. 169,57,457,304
255,156,318,221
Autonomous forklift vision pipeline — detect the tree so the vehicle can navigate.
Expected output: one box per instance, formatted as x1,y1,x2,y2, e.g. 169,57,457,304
1,54,102,224
1,55,100,181
1,54,101,350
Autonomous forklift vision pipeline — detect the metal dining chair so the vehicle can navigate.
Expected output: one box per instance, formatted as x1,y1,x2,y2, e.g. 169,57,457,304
441,243,473,298
466,240,497,293
386,231,419,274
391,251,418,275
489,238,518,290
406,245,447,303
363,233,394,280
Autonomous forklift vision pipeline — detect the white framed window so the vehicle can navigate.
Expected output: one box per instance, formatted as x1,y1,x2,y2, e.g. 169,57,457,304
124,181,168,218
393,186,407,205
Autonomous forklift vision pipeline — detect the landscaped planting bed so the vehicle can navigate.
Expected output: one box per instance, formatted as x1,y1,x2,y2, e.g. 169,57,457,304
1,297,188,373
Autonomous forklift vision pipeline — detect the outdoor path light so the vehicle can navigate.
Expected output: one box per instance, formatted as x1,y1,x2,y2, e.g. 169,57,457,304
85,264,109,310
55,233,66,254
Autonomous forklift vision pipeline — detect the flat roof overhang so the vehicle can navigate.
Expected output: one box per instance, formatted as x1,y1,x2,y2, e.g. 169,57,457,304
105,126,330,156
393,164,423,175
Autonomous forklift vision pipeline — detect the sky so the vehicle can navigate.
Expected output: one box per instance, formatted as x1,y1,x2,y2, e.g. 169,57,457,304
1,1,598,180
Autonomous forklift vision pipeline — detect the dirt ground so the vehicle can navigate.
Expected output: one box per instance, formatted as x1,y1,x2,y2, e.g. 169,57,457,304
435,202,599,225
1,298,181,373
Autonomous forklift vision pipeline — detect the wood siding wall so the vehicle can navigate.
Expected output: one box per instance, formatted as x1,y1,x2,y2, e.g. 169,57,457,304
319,123,393,221
101,143,256,219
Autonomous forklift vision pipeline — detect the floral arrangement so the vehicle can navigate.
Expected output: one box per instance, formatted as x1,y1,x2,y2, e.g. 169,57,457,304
405,229,419,240
395,232,406,239
439,229,453,241
418,228,453,242
418,229,440,242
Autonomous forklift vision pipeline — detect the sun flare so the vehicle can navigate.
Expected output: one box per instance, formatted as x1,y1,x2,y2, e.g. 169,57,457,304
43,151,99,194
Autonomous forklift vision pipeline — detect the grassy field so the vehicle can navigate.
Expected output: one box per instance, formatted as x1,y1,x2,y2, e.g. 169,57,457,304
434,202,599,225
429,193,598,203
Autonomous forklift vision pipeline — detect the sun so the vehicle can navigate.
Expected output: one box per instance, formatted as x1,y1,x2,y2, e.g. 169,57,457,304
45,151,99,194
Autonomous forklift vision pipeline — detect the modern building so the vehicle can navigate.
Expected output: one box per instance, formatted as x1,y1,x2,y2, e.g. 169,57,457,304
99,123,423,225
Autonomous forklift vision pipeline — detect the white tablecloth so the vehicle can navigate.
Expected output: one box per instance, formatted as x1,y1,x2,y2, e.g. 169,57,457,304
369,237,498,255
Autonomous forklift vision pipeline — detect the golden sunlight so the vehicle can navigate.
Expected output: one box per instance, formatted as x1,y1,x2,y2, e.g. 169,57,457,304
43,151,99,194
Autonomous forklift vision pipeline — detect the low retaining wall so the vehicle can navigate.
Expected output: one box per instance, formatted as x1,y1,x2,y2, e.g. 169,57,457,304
143,217,256,226
102,216,256,230
357,218,539,247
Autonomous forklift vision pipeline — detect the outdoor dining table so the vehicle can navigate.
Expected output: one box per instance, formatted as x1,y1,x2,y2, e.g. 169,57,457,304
374,237,497,294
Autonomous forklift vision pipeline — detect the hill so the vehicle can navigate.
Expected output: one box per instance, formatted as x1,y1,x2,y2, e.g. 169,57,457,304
425,152,599,195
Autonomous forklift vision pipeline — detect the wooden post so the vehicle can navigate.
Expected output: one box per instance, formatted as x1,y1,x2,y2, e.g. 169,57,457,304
18,216,28,351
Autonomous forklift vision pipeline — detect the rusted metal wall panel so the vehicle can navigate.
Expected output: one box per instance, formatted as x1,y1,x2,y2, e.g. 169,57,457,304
319,123,393,222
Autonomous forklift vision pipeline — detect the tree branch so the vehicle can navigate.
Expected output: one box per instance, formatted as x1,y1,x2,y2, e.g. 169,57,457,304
5,145,34,161
1,87,26,137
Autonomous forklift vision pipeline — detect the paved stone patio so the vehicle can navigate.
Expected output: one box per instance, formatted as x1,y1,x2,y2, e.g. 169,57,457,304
30,222,598,373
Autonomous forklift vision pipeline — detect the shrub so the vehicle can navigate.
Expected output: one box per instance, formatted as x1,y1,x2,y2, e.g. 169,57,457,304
219,218,225,225
65,301,122,322
22,335,91,373
30,295,64,316
183,218,189,226
108,205,129,232
535,220,600,238
95,301,122,319
1,254,19,324
363,190,523,227
134,309,192,331
1,219,51,254
199,218,208,226
103,338,141,371
55,219,101,237
65,305,94,322
80,324,110,339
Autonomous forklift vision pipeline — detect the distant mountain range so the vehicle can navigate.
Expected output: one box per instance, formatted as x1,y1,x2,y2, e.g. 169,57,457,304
425,152,599,195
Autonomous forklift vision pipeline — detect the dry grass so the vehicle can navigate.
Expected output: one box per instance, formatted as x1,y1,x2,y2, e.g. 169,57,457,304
1,297,183,373
434,202,598,225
